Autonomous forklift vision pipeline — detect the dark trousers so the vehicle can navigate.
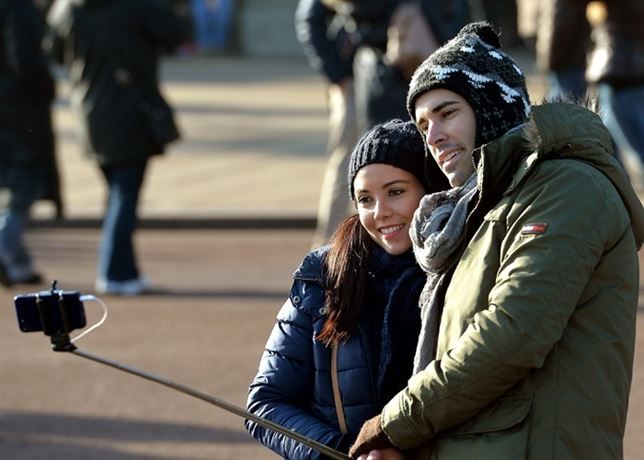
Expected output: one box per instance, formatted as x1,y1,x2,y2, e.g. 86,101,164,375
98,159,147,281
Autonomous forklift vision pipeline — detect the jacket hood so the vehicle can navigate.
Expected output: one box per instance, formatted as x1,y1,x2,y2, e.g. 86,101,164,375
292,246,328,282
508,100,644,248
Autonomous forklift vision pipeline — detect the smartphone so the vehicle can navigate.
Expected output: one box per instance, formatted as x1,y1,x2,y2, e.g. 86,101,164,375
14,290,86,335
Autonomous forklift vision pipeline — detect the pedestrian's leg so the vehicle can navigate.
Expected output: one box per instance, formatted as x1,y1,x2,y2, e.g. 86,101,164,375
0,206,39,285
97,160,147,284
0,174,41,285
547,68,587,100
598,84,644,190
312,82,357,248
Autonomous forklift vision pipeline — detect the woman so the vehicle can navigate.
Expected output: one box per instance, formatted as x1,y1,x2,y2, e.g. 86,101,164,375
245,119,448,459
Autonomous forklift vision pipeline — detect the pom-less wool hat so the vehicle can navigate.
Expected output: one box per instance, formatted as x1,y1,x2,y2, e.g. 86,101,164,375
407,22,531,147
348,119,447,199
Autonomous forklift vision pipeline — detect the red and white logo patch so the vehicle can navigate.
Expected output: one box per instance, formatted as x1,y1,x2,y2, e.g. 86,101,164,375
521,222,548,235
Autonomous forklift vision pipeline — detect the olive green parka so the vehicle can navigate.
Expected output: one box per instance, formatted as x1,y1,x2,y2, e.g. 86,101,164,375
382,101,644,459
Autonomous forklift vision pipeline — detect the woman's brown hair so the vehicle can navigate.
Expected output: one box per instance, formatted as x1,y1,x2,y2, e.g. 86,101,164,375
316,214,372,346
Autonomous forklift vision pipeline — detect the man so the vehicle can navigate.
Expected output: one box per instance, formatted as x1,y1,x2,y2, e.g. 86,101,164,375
45,0,189,295
350,22,644,459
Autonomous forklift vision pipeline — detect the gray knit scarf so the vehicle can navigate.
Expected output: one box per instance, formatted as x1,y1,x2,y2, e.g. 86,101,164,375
410,174,478,373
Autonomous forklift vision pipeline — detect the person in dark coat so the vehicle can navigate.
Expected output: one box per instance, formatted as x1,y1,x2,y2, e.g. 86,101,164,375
535,0,644,188
44,0,189,295
338,0,471,134
0,0,60,286
295,0,470,250
295,0,358,249
245,119,449,459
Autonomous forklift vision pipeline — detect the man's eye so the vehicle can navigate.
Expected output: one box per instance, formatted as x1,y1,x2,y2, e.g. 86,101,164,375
442,109,455,119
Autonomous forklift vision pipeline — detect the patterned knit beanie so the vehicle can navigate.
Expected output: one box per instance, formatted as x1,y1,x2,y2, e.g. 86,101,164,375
407,22,531,147
348,119,448,199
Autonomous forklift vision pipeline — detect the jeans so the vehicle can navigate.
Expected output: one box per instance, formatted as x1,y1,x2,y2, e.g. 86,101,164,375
98,160,147,282
0,207,32,272
190,0,233,51
597,84,644,186
0,172,40,279
547,68,587,100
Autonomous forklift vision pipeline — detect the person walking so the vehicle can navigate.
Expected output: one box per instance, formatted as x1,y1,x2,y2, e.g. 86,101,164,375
295,0,358,249
296,0,470,249
0,0,61,286
535,0,644,189
245,119,448,459
350,22,644,460
44,0,189,295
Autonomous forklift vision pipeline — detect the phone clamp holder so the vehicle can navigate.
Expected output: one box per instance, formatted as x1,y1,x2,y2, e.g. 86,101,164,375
35,280,77,352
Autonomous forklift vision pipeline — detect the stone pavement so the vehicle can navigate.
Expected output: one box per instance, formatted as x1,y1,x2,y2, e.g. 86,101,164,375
1,228,642,459
32,53,547,228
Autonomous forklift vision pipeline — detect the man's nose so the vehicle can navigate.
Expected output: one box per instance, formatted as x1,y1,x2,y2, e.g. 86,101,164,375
425,122,446,147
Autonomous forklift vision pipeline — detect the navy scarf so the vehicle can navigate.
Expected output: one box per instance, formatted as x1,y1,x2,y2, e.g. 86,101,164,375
365,244,424,406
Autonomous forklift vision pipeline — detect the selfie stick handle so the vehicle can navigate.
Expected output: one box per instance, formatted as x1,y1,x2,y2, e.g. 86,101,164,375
69,348,350,460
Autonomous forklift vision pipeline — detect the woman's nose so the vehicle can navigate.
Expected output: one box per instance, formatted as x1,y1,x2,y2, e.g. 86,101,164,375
373,199,391,219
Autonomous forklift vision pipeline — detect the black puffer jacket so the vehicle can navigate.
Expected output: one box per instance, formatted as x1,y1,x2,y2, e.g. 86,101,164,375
246,245,423,459
45,0,189,166
0,0,60,212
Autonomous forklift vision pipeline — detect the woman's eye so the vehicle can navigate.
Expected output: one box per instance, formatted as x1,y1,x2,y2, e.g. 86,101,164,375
389,189,404,197
357,196,372,205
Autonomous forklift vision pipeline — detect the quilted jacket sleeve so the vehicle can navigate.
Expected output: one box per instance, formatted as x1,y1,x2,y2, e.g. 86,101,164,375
245,291,349,459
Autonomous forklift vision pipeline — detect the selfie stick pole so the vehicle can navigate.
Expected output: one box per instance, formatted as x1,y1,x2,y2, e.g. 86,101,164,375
36,284,349,460
63,346,350,460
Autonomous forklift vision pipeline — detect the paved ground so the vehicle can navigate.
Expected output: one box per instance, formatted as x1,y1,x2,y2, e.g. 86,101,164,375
1,228,310,460
0,228,643,459
32,52,547,226
33,57,331,225
3,55,642,459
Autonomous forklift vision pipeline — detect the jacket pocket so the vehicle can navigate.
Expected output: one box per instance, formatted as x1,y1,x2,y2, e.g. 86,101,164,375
432,396,533,460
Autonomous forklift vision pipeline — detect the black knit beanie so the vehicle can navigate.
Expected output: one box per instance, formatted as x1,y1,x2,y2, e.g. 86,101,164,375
407,22,531,147
348,119,447,199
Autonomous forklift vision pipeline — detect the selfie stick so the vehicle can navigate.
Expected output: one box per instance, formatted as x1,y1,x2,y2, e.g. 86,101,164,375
41,302,349,460
67,347,350,460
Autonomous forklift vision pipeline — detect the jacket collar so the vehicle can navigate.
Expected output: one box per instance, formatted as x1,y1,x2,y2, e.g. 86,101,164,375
473,100,644,248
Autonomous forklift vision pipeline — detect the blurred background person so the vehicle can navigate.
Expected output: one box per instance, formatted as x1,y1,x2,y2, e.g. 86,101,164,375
295,0,357,249
297,0,469,248
44,0,190,295
534,0,644,189
586,1,644,191
0,0,61,286
344,0,470,134
190,0,234,54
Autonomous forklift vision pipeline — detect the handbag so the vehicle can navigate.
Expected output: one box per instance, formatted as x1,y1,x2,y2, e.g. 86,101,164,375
385,2,439,80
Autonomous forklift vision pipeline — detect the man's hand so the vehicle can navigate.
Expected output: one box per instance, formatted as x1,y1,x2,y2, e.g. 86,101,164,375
349,414,395,458
355,448,405,460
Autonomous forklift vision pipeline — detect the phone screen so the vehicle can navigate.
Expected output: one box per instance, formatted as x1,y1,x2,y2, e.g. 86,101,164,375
14,291,86,334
